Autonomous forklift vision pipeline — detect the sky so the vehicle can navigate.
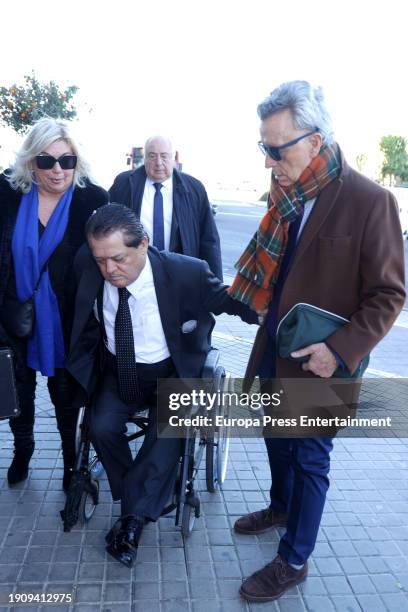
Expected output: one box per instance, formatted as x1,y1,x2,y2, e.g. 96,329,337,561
0,0,407,197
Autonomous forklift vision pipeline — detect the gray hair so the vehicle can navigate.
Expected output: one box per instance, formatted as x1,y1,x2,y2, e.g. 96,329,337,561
257,80,334,145
144,134,173,155
6,116,93,193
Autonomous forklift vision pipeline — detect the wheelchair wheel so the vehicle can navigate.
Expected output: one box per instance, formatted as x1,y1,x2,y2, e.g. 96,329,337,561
75,407,105,480
78,478,99,524
89,455,104,479
181,490,200,537
75,406,86,455
179,429,202,537
205,372,232,492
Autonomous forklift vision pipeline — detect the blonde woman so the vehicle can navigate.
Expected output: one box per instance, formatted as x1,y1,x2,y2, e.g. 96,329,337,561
0,117,108,490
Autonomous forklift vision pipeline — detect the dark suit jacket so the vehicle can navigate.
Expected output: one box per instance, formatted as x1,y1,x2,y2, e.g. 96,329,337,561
66,246,257,401
109,166,223,280
247,159,406,381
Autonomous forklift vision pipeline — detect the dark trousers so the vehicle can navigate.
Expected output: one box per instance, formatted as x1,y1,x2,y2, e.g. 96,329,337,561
9,348,79,464
259,339,334,565
89,354,182,520
264,436,333,565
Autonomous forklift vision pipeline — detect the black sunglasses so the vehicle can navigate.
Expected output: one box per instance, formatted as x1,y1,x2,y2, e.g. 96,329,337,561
35,154,78,170
258,129,318,161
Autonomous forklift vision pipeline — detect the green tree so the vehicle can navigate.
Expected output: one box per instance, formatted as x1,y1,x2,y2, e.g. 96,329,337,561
0,72,78,135
379,135,408,186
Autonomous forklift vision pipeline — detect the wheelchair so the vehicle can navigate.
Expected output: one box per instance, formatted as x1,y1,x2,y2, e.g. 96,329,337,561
60,348,233,536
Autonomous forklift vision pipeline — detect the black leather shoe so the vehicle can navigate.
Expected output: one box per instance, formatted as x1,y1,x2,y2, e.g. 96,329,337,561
7,444,34,486
105,518,122,545
106,515,144,568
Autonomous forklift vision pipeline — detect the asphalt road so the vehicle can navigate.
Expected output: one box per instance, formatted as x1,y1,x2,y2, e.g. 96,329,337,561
213,200,265,279
214,200,408,308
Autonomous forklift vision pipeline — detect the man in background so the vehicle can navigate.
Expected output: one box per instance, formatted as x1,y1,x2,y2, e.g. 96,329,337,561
109,134,222,279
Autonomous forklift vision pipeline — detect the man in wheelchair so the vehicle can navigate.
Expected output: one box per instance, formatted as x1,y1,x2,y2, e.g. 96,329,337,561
66,204,257,567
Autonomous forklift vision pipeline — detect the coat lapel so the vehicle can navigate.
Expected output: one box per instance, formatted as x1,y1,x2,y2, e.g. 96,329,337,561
130,166,147,215
291,176,344,267
170,170,189,251
169,207,180,250
148,248,181,355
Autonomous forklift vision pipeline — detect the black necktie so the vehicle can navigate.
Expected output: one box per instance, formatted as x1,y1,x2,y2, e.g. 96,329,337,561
115,287,139,403
153,182,165,250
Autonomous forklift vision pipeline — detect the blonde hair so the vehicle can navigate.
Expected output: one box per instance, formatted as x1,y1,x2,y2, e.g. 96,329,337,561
7,116,92,193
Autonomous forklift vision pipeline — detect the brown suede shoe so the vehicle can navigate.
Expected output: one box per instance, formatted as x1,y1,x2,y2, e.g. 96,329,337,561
240,554,308,602
234,507,288,534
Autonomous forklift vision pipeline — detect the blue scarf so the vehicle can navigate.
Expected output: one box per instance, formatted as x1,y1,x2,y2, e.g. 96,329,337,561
12,184,73,376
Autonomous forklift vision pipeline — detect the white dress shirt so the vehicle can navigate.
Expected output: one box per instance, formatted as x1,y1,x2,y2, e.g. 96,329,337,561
140,176,173,250
296,197,316,241
94,258,170,364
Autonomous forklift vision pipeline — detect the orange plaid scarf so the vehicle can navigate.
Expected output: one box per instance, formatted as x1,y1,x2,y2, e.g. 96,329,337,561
227,144,341,311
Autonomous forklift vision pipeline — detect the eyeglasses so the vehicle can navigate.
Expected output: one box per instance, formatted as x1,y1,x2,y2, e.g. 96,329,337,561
258,129,318,161
35,154,77,170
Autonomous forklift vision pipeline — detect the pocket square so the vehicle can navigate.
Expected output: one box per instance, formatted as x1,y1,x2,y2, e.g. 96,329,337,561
181,320,197,334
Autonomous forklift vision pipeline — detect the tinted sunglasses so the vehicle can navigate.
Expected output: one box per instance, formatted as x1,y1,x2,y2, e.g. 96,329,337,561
35,154,77,170
258,129,318,161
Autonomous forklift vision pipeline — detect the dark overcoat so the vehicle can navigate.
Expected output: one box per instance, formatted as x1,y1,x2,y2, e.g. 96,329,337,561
109,166,223,280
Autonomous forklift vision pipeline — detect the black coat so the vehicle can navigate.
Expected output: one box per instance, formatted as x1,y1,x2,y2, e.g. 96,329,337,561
109,166,223,280
66,246,257,400
0,174,109,352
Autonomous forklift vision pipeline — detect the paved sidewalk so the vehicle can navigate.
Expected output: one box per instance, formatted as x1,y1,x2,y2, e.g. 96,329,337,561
1,306,408,611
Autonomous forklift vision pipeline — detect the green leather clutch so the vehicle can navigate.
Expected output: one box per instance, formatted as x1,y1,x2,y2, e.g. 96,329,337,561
276,303,369,378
